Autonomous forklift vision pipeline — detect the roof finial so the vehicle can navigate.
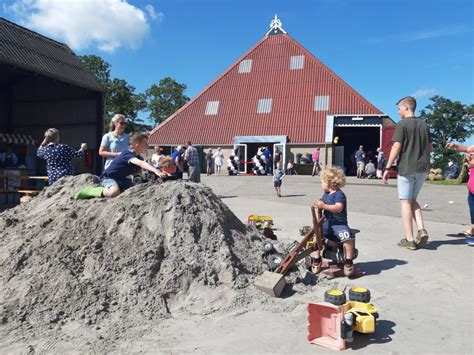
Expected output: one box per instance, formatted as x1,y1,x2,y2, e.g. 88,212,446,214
266,14,287,36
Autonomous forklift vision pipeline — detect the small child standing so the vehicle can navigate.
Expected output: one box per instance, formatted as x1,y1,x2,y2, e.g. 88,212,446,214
75,133,167,199
273,162,285,197
311,166,354,277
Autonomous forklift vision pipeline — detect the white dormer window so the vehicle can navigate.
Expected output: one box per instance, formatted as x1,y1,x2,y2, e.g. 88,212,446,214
205,101,220,115
290,55,304,70
314,95,330,111
238,59,253,73
257,98,272,113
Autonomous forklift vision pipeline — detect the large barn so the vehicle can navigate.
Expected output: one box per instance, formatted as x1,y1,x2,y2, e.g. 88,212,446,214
149,16,395,174
0,17,105,175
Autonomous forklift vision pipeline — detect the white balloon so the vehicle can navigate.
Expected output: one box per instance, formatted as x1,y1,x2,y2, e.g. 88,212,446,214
256,162,261,168
234,156,240,162
259,166,264,171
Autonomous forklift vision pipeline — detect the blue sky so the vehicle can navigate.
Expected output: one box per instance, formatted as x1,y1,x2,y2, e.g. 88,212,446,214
2,0,473,144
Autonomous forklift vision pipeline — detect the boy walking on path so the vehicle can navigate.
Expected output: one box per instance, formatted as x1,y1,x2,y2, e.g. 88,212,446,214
383,96,432,250
273,162,285,197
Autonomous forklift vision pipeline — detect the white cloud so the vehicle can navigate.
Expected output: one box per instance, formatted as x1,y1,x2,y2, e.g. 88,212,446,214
411,88,437,98
145,4,163,22
3,0,164,53
367,25,470,44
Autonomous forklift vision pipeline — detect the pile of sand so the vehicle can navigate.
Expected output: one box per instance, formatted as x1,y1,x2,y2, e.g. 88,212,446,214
0,175,264,330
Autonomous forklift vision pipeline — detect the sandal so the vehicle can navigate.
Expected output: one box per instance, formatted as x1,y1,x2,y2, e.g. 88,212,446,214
458,230,473,237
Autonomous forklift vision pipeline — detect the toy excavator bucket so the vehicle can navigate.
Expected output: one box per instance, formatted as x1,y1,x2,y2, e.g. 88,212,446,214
307,302,346,351
247,215,273,226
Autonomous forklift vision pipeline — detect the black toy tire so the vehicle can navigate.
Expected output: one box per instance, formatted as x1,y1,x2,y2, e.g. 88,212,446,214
133,176,142,185
262,240,274,253
324,290,346,305
348,287,371,303
267,254,283,271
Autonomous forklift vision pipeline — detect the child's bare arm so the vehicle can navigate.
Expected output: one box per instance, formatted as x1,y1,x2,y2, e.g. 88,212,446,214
130,158,167,178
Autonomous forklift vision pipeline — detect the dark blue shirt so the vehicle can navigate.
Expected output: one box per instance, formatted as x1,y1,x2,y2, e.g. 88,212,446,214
37,144,84,185
101,149,142,181
322,190,348,224
355,149,365,163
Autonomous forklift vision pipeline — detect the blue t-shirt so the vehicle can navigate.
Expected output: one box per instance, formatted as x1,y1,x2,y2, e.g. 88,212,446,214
321,190,347,225
100,132,130,170
274,168,284,182
101,149,142,181
37,144,84,185
355,150,365,163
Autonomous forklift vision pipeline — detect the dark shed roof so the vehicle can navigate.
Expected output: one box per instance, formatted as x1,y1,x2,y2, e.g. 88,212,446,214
0,17,104,92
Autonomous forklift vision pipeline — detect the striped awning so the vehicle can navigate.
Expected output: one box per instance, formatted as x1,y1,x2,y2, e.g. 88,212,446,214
0,133,36,145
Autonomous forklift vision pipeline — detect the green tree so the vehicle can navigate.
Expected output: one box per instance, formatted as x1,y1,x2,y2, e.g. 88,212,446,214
80,55,152,132
107,79,150,132
419,95,474,169
79,54,111,89
146,77,190,125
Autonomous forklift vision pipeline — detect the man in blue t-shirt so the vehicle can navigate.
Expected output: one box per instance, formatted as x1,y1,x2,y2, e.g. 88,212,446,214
172,145,185,180
75,133,167,199
355,145,365,179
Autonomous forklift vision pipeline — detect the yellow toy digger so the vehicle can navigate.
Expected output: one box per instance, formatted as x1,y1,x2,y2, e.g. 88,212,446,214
307,287,379,351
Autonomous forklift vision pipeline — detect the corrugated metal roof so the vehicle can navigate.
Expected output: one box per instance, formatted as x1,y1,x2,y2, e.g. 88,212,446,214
0,17,104,92
149,33,382,145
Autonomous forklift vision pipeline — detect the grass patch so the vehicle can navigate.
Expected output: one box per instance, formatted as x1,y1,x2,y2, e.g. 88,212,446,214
426,180,466,185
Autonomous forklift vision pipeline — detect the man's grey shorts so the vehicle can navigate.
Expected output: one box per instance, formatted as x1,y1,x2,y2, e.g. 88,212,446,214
357,161,365,169
397,173,427,200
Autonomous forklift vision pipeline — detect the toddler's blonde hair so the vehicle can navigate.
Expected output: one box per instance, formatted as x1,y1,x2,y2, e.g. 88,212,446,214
320,166,346,189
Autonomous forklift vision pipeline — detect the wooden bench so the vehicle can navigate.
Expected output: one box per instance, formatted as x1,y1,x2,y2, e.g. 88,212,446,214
0,175,48,203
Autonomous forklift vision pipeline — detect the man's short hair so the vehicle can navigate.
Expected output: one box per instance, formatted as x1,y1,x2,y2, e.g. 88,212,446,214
130,133,148,146
397,96,417,111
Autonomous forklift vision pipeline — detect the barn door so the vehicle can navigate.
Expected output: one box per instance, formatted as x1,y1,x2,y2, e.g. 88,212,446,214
233,144,247,173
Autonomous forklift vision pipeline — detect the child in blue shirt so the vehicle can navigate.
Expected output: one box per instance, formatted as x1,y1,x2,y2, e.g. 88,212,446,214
311,166,354,277
75,133,167,199
273,162,286,197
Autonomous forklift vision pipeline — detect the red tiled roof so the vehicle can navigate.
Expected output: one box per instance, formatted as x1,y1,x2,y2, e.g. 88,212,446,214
149,34,382,146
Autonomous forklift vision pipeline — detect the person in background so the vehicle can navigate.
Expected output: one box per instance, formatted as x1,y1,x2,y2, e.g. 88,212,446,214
355,145,366,179
213,147,224,176
0,144,18,167
172,145,185,180
383,96,432,250
364,160,376,179
376,147,385,179
444,161,460,180
286,160,296,175
206,148,213,176
446,143,474,244
37,128,87,185
263,147,272,174
151,146,164,168
184,141,200,182
312,147,321,177
99,114,130,170
273,162,286,197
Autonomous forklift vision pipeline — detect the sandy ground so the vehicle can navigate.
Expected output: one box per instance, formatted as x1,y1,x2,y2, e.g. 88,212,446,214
1,174,473,354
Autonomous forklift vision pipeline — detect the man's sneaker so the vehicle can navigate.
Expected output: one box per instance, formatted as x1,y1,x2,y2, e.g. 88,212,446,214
466,237,474,246
398,238,417,250
343,264,354,277
416,229,429,246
